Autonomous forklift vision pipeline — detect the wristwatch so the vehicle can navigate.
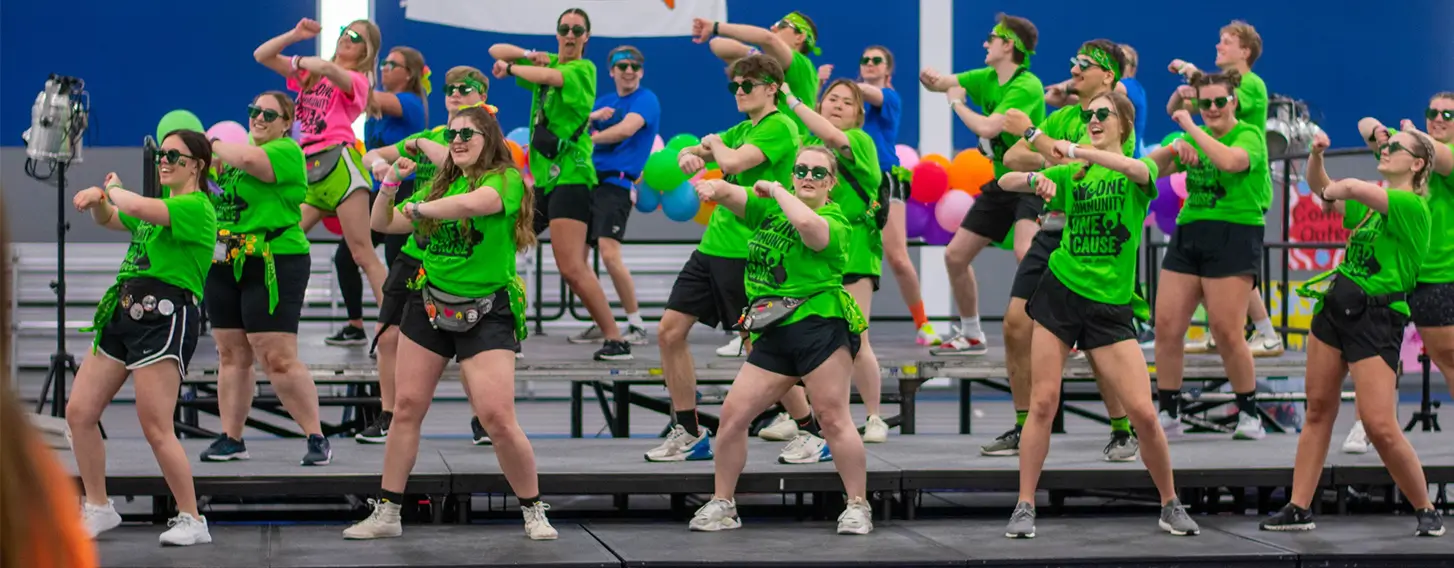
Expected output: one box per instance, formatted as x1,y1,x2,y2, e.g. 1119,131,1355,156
1024,127,1040,143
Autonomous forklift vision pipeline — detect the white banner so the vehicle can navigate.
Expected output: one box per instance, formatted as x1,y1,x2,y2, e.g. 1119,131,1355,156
403,0,728,38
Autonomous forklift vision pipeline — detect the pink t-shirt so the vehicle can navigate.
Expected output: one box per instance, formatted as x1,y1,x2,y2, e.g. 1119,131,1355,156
287,69,369,155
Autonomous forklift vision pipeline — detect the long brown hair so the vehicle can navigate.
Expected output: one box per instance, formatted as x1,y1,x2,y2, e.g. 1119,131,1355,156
1073,92,1137,181
303,19,381,112
417,106,535,252
369,46,429,125
817,79,866,129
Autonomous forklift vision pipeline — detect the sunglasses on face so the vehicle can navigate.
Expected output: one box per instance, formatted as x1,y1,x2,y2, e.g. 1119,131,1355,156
339,27,363,44
381,60,404,71
444,84,476,96
1080,108,1115,123
793,164,832,181
1380,141,1421,159
774,20,803,34
1069,57,1100,72
1427,108,1454,121
558,24,587,37
154,149,196,165
861,56,884,65
614,62,641,72
247,105,282,122
1197,95,1235,110
444,127,482,143
727,81,767,95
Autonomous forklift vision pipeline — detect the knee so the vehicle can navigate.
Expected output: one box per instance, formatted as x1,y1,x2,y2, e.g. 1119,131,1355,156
139,417,176,447
257,348,299,378
598,241,623,266
392,393,431,425
1209,319,1246,344
886,252,914,275
1004,309,1032,342
477,407,518,437
814,406,853,437
1027,393,1060,420
1303,397,1340,427
349,247,380,268
1123,399,1159,428
657,321,688,350
1361,416,1404,449
217,343,253,369
66,400,100,430
944,246,969,269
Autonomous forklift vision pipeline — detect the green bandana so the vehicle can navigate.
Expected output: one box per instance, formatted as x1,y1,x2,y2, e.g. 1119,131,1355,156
781,12,820,56
1078,46,1122,82
992,22,1034,67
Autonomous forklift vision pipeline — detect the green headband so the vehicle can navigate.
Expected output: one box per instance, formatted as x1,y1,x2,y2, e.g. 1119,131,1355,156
450,77,487,93
1078,46,1122,83
781,12,820,56
992,22,1034,66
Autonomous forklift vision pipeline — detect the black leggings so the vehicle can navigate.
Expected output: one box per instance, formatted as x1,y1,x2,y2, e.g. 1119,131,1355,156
335,183,413,321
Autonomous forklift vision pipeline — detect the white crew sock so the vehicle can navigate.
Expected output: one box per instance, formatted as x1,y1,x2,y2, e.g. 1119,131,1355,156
1253,318,1277,338
959,315,982,338
626,312,645,328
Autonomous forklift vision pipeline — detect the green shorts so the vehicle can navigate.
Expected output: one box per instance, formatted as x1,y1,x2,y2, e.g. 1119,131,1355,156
305,144,372,213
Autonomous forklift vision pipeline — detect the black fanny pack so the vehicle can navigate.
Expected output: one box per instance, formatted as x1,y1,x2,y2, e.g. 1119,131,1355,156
421,286,496,333
736,293,821,332
1329,276,1406,318
839,160,888,230
120,278,192,322
529,87,588,161
305,145,346,184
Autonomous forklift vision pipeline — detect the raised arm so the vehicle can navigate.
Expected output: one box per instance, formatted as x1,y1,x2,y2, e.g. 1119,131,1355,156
72,186,126,231
946,86,1007,139
1358,117,1390,152
1305,132,1334,197
371,91,405,118
1398,120,1454,176
1173,110,1249,172
783,87,850,152
708,21,794,69
407,138,450,167
703,135,767,175
371,161,416,234
1062,141,1151,184
212,141,275,183
1324,178,1389,214
1147,144,1182,177
917,68,959,93
106,179,175,227
409,179,508,220
591,113,646,145
254,19,319,78
695,178,749,218
856,82,884,106
296,57,361,96
1001,110,1056,172
766,181,831,251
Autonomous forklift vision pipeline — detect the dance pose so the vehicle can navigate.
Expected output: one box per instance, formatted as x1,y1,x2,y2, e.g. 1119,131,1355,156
1046,44,1147,156
991,40,1138,461
568,45,660,346
1147,70,1270,440
347,105,555,540
999,93,1198,539
329,45,430,346
70,131,217,545
199,92,330,466
1260,129,1445,537
644,54,800,463
919,13,1044,356
255,18,387,325
687,147,873,535
357,66,492,445
490,8,631,361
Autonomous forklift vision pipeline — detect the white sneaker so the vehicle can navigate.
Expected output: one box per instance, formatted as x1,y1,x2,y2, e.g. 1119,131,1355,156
716,335,744,357
644,424,713,462
837,497,874,535
689,498,741,531
915,323,942,346
343,499,403,540
159,513,212,546
1158,410,1183,438
1184,336,1216,354
82,499,122,537
930,332,988,356
862,415,889,443
1248,332,1285,357
568,325,604,344
522,502,558,540
1234,412,1266,440
622,324,650,345
778,433,832,464
1342,421,1371,454
758,413,799,441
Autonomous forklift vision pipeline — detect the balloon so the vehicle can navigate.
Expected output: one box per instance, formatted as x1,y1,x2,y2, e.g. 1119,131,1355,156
1160,132,1184,147
1155,176,1174,201
661,181,700,222
921,221,954,246
700,168,724,181
904,199,933,238
935,190,974,233
949,149,995,194
291,121,302,140
322,217,343,235
635,185,661,213
693,199,717,225
643,150,690,193
206,121,249,145
1170,172,1188,199
505,140,527,169
651,135,665,152
507,127,531,147
1151,192,1182,234
666,133,700,151
896,144,920,170
156,110,204,141
910,161,949,204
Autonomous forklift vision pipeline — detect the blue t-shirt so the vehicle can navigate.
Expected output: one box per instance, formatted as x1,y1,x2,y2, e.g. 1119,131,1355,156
591,88,661,189
1120,78,1147,158
364,92,426,151
862,86,901,171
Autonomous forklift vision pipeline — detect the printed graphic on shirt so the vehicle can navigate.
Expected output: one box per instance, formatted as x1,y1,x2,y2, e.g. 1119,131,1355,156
1183,160,1228,210
296,81,337,137
213,167,251,224
745,215,796,288
1065,177,1134,257
425,221,484,259
118,223,158,273
1341,211,1384,280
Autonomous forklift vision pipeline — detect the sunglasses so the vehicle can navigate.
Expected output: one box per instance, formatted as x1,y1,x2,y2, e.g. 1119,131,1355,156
381,60,404,71
793,164,832,181
1427,108,1454,121
558,24,587,37
1197,95,1235,110
339,27,363,44
1079,108,1115,123
1069,57,1100,71
247,105,282,123
444,127,483,142
861,56,884,65
444,84,477,96
774,20,803,34
154,149,197,165
1379,141,1422,159
727,80,768,95
614,62,641,72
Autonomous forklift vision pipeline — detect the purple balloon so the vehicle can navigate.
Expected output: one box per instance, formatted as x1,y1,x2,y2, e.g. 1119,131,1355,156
904,199,932,239
1150,191,1181,234
922,221,954,245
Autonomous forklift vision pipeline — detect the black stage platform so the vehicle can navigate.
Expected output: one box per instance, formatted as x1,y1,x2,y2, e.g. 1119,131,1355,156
94,516,1453,568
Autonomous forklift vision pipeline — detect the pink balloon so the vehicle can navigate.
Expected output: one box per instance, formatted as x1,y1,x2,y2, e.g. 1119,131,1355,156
934,191,974,233
651,135,665,153
896,144,919,170
207,120,250,145
1171,172,1188,199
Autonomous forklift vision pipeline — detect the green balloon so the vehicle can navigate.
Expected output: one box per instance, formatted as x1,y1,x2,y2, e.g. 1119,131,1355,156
642,150,690,193
666,133,701,151
157,110,205,142
1160,131,1184,147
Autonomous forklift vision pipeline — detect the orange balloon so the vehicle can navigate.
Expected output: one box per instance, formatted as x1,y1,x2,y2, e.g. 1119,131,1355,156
947,149,976,191
693,199,717,225
950,149,994,195
700,168,724,181
921,153,950,169
506,140,526,169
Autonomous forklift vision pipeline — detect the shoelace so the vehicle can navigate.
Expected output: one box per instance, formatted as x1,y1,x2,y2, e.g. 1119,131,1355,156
1012,504,1035,524
167,514,195,528
524,503,551,523
696,499,731,519
782,434,809,455
666,425,695,447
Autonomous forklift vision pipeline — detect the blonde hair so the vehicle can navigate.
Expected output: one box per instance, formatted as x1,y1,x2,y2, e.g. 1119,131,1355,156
1220,20,1263,66
303,20,381,110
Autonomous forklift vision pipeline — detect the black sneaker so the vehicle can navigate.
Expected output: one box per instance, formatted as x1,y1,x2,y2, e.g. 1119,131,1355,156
200,435,249,461
325,325,368,346
471,416,492,446
1415,508,1446,537
594,339,633,361
354,412,392,444
1260,503,1315,531
302,434,332,466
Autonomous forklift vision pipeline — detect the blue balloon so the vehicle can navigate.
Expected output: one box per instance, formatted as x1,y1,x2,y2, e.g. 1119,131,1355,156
635,186,661,213
661,181,700,222
507,127,530,147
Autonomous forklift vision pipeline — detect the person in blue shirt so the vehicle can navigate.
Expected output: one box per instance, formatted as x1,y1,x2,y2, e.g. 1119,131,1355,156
1117,44,1147,157
328,45,429,347
567,45,661,345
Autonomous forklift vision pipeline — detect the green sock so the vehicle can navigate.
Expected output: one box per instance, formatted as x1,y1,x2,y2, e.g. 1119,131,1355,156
1015,410,1028,428
1110,416,1131,433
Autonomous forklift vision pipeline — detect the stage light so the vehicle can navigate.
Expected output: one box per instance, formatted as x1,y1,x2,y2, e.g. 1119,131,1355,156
1266,95,1322,159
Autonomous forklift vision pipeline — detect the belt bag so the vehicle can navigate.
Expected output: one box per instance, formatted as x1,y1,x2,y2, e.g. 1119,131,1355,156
305,145,346,184
120,280,190,322
736,294,818,332
529,86,588,162
838,160,888,230
1329,276,1405,318
421,285,494,333
214,227,288,263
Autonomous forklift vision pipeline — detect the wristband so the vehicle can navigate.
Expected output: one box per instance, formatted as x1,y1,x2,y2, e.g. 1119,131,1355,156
1027,173,1037,189
713,21,720,36
1067,145,1078,159
372,158,387,170
506,62,515,76
291,55,302,71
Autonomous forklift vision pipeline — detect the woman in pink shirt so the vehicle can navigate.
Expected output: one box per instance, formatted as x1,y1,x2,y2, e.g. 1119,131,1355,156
255,17,389,311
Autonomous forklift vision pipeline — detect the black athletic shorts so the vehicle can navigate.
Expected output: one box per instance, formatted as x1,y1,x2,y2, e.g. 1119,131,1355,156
884,175,910,202
747,316,861,377
1011,228,1061,300
665,250,748,330
1161,220,1264,281
97,278,201,375
533,183,593,235
378,253,424,327
1310,277,1408,371
204,253,310,334
399,288,517,361
1027,269,1137,351
960,179,1044,242
843,273,881,292
588,183,633,245
1410,282,1454,328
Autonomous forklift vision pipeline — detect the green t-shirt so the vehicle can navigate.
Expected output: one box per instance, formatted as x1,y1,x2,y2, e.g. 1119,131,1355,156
116,191,217,299
1039,104,1138,214
1174,122,1271,226
394,126,448,260
742,195,852,326
777,51,819,136
956,67,1046,177
418,169,527,298
697,113,800,259
1043,159,1159,305
212,137,309,255
1235,71,1269,134
808,130,882,276
517,55,597,192
1418,143,1454,284
1336,190,1431,315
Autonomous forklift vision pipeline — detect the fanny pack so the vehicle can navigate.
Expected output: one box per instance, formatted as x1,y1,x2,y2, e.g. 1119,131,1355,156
421,285,496,333
214,227,288,264
529,86,589,161
305,145,346,184
1039,211,1066,231
1328,276,1405,318
119,279,192,323
736,293,822,332
838,159,888,230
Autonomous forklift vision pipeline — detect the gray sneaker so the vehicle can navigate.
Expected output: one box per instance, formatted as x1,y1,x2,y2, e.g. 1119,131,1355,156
981,428,1020,456
623,324,650,345
568,325,604,344
1103,431,1139,462
1005,501,1036,538
1159,499,1200,536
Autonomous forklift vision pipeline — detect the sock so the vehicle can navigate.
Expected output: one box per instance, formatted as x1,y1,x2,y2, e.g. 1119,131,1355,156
1235,391,1259,417
1110,416,1131,434
795,414,822,436
1253,318,1276,338
909,302,929,329
517,494,543,508
675,409,700,437
959,315,983,338
380,489,405,505
626,312,646,328
1158,389,1181,418
1015,410,1028,429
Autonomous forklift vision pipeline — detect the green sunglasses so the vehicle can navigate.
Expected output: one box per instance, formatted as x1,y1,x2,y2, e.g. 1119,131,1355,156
443,127,483,142
727,80,769,95
793,164,832,181
1079,107,1115,122
1427,108,1454,121
247,105,281,123
615,62,641,72
1379,141,1421,159
154,149,197,165
558,24,587,37
339,27,363,44
1197,95,1236,110
444,84,477,96
861,56,884,65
